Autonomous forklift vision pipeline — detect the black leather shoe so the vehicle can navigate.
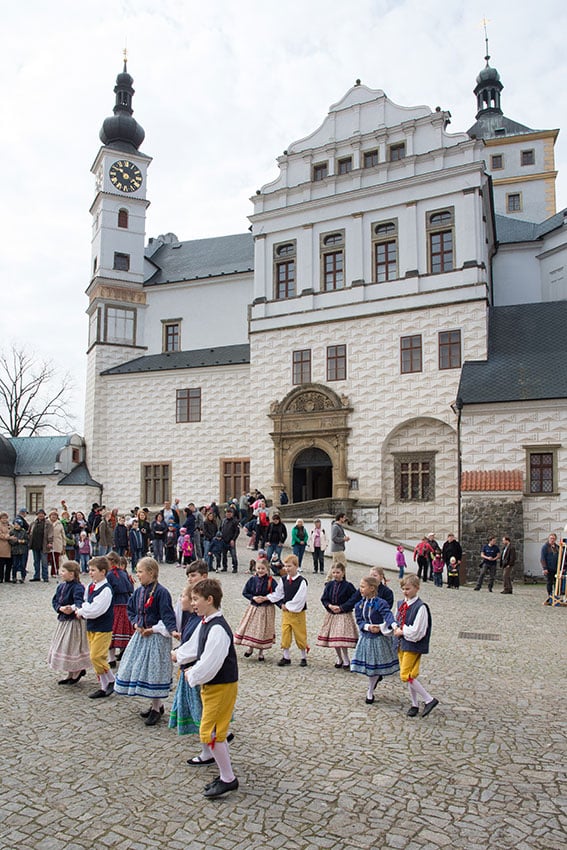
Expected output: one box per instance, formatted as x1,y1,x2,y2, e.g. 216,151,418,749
277,657,291,667
422,698,439,717
88,689,109,699
407,706,419,717
58,677,74,685
227,732,234,743
299,658,307,667
203,777,239,798
140,705,164,719
204,776,220,791
145,708,161,726
105,682,114,696
29,578,40,582
365,696,375,704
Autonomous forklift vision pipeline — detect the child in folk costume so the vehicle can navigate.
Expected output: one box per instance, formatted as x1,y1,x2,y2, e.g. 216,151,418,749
73,556,115,699
256,554,309,667
447,557,460,589
316,562,359,669
169,584,203,737
369,566,394,609
48,560,90,684
106,551,135,666
351,576,398,704
393,573,438,717
176,578,239,798
114,556,177,726
234,558,279,661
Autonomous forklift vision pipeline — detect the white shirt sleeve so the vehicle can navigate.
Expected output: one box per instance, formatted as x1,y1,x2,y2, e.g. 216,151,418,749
175,623,202,666
402,604,429,642
76,585,112,620
152,619,171,637
266,582,285,604
186,624,231,687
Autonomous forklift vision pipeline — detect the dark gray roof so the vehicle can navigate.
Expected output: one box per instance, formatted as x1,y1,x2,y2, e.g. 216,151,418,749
144,233,254,285
468,113,535,140
102,344,251,375
0,435,16,477
458,303,567,404
9,436,71,475
496,210,566,244
58,463,102,489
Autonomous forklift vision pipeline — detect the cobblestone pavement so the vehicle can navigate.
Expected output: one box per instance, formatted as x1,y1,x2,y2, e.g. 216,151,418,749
2,541,566,850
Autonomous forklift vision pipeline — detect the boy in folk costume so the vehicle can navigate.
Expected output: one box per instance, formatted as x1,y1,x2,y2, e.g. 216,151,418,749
256,554,309,667
71,556,115,699
393,573,438,718
176,578,239,799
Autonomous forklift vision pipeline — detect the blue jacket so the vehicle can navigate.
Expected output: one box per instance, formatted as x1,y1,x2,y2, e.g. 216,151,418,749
320,579,358,612
52,579,85,621
242,574,278,606
354,596,396,633
127,582,176,632
107,567,134,605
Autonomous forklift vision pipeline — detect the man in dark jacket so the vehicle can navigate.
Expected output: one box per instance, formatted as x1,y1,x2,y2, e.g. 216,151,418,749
29,510,54,582
442,534,462,570
220,507,240,573
500,535,516,595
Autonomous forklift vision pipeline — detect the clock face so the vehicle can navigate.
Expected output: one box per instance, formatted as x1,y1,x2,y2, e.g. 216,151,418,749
109,160,143,193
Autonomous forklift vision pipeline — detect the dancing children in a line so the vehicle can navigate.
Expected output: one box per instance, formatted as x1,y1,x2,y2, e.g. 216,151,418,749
316,562,359,669
175,578,239,799
72,556,115,699
48,560,90,685
351,575,398,704
256,554,309,667
106,551,135,667
393,573,438,718
114,556,177,726
234,558,279,661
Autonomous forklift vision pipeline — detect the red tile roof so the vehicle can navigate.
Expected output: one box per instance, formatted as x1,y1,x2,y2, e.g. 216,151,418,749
461,470,524,492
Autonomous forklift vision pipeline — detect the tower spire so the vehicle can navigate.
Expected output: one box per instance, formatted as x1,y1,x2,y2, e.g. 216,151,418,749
99,54,145,152
473,24,502,119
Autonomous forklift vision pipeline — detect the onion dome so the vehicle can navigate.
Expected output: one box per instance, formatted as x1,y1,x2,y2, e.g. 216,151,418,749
99,60,145,152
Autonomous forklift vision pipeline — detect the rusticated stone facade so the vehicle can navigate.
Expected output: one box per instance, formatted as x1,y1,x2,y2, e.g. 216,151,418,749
461,495,524,582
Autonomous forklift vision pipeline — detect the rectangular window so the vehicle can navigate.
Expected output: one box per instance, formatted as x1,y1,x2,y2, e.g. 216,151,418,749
337,157,352,175
507,193,522,213
292,349,311,384
176,388,201,423
163,321,180,352
321,230,345,291
118,209,129,228
427,208,454,273
400,335,422,373
389,142,406,161
104,306,136,345
27,488,45,514
113,252,130,271
372,219,398,282
438,330,461,370
528,451,555,494
521,149,535,166
400,460,431,500
313,162,328,182
363,149,379,168
491,154,503,169
221,458,250,505
142,463,171,506
327,344,347,381
274,241,296,299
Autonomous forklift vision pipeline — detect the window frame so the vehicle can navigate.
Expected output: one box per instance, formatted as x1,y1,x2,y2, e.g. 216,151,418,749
113,252,130,272
525,446,560,496
326,344,347,381
389,142,406,162
372,219,398,282
313,162,328,182
118,208,129,228
427,207,455,274
26,487,45,514
506,192,522,213
394,451,435,502
141,462,171,506
337,156,353,175
363,149,379,168
438,329,461,370
274,241,296,300
162,320,181,353
490,154,504,170
292,349,311,385
320,230,345,292
103,305,136,345
176,388,202,423
220,458,250,505
400,335,422,374
521,149,535,166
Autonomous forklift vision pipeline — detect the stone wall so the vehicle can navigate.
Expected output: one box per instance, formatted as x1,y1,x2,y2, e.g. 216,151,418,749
461,494,524,583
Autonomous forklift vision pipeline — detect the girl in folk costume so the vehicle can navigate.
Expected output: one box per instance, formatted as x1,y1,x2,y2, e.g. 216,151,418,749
169,583,203,737
234,558,279,661
47,560,90,684
351,576,398,704
393,573,438,717
114,557,177,726
369,566,394,609
316,562,359,669
106,551,135,666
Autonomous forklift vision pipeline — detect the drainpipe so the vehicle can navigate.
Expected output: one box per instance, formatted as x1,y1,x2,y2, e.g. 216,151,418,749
451,397,463,541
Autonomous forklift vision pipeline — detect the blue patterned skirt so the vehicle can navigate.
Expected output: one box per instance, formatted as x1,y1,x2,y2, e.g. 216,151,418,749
114,631,173,699
168,670,202,735
350,632,400,677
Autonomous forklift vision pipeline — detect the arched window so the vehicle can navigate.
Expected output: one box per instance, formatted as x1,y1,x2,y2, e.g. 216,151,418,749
372,220,398,282
427,208,454,273
118,208,129,229
321,231,345,291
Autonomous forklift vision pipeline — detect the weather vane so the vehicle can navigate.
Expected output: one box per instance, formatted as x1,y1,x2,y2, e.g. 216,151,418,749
481,17,491,63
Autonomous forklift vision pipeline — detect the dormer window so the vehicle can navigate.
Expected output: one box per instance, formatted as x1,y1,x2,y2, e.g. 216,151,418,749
118,208,129,228
363,149,379,168
337,157,352,175
313,162,328,182
389,142,406,161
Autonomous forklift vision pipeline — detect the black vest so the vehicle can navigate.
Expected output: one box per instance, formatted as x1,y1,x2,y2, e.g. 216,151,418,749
197,615,238,685
86,582,114,632
282,575,307,610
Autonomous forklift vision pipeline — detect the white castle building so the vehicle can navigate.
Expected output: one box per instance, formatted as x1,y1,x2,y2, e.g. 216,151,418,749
75,52,567,575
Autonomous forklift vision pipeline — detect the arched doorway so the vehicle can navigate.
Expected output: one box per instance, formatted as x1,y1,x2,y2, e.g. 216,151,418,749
292,447,333,503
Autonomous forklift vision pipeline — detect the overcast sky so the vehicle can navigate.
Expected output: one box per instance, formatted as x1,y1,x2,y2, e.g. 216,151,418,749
1,0,565,431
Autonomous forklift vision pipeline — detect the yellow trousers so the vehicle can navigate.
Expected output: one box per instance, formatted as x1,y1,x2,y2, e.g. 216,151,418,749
281,609,308,650
398,649,421,682
200,681,238,745
87,631,112,675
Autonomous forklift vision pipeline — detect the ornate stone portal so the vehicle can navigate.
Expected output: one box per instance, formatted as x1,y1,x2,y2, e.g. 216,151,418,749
269,384,352,504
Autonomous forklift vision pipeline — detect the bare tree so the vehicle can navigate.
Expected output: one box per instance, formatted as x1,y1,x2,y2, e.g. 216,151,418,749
0,346,75,437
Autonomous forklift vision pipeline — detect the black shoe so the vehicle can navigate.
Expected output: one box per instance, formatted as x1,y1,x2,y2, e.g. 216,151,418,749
204,776,221,791
203,777,239,798
88,689,109,699
58,677,75,685
145,708,162,726
105,682,114,696
473,587,480,591
232,569,238,573
188,755,215,765
227,732,234,743
422,698,439,717
109,660,117,669
67,669,86,685
30,578,40,582
299,658,307,667
277,657,291,667
140,705,165,719
407,706,419,717
365,696,375,704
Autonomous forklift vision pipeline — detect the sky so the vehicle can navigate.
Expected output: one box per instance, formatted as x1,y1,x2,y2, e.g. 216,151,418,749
1,0,566,431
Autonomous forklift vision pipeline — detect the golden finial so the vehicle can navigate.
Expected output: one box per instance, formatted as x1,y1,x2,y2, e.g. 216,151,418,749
123,45,128,71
